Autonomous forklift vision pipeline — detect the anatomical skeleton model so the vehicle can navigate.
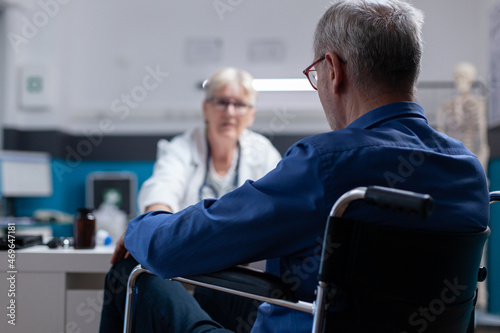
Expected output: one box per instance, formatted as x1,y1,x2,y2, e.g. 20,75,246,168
437,62,490,173
437,62,490,310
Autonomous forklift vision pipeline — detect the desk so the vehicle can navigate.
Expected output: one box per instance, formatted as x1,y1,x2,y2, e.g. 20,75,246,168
0,245,113,333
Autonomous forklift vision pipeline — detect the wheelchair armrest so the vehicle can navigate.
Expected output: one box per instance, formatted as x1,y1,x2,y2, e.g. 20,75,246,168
182,265,298,302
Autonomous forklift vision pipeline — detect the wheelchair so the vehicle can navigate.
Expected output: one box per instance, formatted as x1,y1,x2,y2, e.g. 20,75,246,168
124,186,497,333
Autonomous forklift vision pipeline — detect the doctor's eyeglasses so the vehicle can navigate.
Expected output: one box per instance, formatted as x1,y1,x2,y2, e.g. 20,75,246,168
208,97,253,116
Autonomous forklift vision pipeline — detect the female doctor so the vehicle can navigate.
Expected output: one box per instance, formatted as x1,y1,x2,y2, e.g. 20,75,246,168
103,68,281,332
138,67,282,214
111,67,281,263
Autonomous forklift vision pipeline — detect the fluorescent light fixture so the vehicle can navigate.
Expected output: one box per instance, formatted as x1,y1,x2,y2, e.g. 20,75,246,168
201,79,314,92
253,79,314,92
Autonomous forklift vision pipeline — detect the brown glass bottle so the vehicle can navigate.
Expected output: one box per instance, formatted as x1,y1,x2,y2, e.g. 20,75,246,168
74,208,96,249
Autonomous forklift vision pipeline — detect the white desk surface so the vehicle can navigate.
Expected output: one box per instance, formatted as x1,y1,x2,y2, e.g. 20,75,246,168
19,244,114,254
0,245,114,273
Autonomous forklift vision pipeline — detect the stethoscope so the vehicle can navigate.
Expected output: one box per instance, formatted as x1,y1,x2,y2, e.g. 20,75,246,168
198,140,241,201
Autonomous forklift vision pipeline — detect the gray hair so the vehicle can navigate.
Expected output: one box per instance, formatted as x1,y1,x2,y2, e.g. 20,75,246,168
204,67,258,105
313,0,424,94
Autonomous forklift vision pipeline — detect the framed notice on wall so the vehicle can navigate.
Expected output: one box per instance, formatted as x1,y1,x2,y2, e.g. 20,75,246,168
489,2,500,127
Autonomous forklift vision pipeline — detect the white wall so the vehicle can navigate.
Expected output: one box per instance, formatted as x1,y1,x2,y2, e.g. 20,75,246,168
1,0,498,137
419,0,495,80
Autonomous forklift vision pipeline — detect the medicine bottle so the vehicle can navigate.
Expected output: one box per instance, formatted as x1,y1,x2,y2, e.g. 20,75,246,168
74,208,96,249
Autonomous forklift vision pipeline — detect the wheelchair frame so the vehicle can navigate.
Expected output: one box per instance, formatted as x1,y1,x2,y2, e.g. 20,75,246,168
123,186,494,333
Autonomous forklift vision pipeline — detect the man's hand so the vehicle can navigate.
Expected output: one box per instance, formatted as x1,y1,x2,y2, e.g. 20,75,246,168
110,231,129,265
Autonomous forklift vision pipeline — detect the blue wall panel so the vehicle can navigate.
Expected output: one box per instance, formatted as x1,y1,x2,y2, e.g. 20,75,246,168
13,159,154,217
488,158,500,314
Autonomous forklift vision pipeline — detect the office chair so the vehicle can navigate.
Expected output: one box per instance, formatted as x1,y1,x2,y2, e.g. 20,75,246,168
124,186,492,333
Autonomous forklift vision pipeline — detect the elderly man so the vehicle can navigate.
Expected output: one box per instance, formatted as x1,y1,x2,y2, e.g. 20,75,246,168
101,0,489,332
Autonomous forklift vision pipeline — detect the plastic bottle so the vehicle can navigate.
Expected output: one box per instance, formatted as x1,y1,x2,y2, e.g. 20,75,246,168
74,208,96,249
93,189,127,243
96,229,112,246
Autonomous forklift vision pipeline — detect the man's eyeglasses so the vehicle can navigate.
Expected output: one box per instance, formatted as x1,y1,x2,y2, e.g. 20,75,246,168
209,98,253,115
303,55,326,90
303,54,346,90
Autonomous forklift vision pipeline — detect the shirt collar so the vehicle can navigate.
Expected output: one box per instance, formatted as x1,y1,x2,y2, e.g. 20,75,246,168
347,102,427,130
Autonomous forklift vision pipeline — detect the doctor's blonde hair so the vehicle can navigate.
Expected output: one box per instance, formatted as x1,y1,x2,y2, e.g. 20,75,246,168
204,67,257,106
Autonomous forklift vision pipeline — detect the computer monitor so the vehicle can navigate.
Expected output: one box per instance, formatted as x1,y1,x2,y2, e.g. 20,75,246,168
0,150,53,198
86,171,137,219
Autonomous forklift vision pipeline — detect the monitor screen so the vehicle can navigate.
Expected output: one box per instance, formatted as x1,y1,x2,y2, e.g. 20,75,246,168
0,150,53,197
86,171,137,218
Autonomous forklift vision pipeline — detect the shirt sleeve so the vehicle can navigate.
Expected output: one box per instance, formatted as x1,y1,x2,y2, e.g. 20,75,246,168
137,138,192,213
125,141,329,279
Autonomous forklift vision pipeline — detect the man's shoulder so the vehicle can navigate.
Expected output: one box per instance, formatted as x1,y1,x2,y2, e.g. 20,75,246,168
294,128,382,154
296,119,471,158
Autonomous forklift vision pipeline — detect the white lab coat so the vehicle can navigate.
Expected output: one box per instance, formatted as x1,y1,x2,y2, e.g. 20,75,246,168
138,126,282,213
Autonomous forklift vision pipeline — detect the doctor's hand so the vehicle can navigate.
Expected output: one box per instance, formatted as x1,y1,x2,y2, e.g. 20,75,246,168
110,231,130,265
145,203,172,212
110,205,171,265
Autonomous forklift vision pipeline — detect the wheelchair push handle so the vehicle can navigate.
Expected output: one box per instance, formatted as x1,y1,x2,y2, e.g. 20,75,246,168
329,186,434,219
364,186,434,218
491,191,500,203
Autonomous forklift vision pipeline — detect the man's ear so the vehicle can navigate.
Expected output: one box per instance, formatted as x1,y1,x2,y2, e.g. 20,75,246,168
324,51,345,94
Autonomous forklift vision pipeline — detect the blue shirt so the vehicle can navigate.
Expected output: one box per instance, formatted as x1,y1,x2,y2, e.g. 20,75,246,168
125,102,489,333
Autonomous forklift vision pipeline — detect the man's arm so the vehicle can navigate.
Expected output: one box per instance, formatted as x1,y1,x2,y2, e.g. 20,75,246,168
124,141,329,279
